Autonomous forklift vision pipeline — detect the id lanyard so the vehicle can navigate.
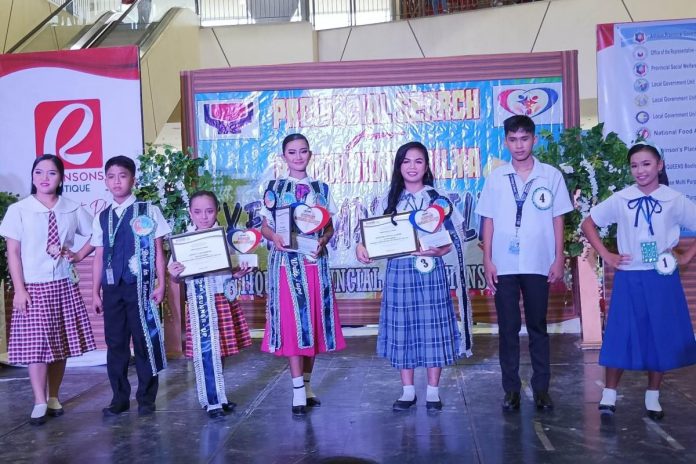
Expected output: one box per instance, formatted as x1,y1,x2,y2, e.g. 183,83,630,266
507,174,534,236
106,205,129,270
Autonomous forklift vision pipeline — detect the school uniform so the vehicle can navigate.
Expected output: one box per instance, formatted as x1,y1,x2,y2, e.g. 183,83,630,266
90,194,170,409
0,196,96,364
475,158,573,393
376,186,464,369
591,184,696,371
259,176,346,356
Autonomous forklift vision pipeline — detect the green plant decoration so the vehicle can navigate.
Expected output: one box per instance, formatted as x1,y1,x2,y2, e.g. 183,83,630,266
133,145,214,235
535,123,633,258
0,192,20,286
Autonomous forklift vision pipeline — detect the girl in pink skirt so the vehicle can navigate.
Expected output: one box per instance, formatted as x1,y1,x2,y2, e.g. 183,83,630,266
260,133,346,416
169,191,252,419
0,154,96,425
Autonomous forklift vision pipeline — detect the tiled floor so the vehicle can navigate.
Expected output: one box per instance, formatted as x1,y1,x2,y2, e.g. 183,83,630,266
0,335,694,463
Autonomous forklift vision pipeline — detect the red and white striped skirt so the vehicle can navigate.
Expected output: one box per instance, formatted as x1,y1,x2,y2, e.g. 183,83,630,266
185,294,252,358
9,278,96,364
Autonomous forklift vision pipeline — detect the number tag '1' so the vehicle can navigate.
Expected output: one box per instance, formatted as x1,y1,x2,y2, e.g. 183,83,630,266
655,252,677,276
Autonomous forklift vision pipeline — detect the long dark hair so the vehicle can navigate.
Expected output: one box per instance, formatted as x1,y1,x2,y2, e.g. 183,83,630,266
282,133,310,153
384,142,434,214
627,143,669,186
31,154,64,195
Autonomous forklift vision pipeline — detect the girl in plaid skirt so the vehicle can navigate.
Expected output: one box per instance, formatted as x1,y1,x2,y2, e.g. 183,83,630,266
0,155,96,425
169,191,252,419
357,142,463,411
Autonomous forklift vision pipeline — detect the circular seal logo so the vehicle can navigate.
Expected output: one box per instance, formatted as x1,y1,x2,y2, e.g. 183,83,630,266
635,111,650,124
655,252,677,276
634,78,650,93
433,197,453,218
263,190,277,209
131,215,155,237
415,256,436,274
532,187,553,210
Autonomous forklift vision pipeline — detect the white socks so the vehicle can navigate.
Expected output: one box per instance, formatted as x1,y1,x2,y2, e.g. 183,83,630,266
303,373,316,399
48,397,62,410
31,404,47,419
292,376,306,407
426,385,440,402
600,388,617,406
645,390,662,411
399,385,416,402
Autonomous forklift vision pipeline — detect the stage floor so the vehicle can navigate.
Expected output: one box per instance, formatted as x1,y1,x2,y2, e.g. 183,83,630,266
0,335,695,463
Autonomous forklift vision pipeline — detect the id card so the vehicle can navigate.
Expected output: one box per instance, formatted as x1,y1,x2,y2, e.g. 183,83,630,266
641,241,658,263
105,267,115,285
508,236,520,255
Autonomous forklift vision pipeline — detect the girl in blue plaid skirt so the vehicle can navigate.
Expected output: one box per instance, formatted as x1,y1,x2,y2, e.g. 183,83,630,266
357,142,463,411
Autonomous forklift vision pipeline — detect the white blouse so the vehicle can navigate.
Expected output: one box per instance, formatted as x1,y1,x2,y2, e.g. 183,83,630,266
0,196,93,283
590,184,696,270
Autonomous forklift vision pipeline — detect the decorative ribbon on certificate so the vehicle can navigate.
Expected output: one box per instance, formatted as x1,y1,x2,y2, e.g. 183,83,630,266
265,179,337,352
133,202,166,374
187,276,228,410
427,190,473,357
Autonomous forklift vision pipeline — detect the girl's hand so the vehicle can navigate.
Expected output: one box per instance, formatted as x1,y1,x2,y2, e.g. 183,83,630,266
232,263,253,279
13,289,31,314
413,244,452,258
168,261,185,278
356,243,372,264
310,237,328,260
271,232,287,251
63,248,78,263
602,252,632,269
151,285,165,304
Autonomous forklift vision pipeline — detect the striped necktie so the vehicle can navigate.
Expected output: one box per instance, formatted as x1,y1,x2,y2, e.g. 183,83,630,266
46,211,60,259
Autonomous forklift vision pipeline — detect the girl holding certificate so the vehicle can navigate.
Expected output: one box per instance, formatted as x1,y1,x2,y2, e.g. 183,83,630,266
168,191,252,419
259,133,346,416
356,141,471,412
581,144,696,420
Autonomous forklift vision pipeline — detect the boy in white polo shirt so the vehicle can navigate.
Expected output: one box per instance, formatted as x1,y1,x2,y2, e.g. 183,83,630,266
475,115,572,411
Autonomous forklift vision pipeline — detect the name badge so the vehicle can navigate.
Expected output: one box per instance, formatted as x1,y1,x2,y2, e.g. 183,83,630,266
508,236,520,255
105,267,115,285
640,241,658,263
655,252,677,275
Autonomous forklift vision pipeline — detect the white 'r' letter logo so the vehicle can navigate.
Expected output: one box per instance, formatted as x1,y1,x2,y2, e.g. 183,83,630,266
43,103,93,165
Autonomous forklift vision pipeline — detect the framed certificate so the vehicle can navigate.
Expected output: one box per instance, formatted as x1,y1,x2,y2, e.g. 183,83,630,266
274,206,292,248
360,213,418,259
169,227,232,278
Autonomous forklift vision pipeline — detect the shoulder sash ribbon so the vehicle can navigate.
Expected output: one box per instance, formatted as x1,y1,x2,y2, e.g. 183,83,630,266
187,275,228,410
426,190,473,357
133,202,167,374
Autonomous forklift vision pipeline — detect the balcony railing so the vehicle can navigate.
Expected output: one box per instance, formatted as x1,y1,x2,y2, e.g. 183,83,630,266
196,0,540,29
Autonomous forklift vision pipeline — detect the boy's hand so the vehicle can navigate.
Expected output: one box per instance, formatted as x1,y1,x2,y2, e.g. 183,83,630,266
151,285,165,304
92,293,103,315
483,259,498,293
547,258,565,283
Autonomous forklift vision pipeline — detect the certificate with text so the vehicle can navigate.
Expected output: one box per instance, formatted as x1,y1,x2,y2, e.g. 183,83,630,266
360,213,418,259
169,227,232,278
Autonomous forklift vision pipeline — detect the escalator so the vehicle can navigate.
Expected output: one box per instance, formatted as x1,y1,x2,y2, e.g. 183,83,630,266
6,0,200,143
